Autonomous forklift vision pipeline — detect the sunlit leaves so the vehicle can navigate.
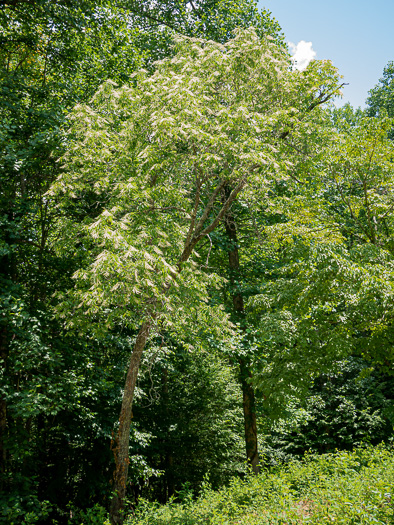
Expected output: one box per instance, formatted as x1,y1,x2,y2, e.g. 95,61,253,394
50,29,342,347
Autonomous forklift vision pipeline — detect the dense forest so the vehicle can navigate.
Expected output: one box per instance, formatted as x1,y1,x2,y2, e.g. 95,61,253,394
1,1,394,524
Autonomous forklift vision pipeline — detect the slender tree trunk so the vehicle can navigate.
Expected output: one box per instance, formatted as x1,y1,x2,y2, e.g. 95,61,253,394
110,321,152,525
224,208,260,474
0,218,13,491
0,326,8,491
108,178,247,523
161,367,174,501
238,358,259,473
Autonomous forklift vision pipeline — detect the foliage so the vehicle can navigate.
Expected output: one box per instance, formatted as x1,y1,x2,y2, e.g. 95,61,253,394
125,445,394,524
50,26,341,344
331,102,365,130
259,358,394,464
1,0,394,522
0,1,288,521
112,0,284,52
131,341,245,501
366,61,394,139
0,314,134,522
245,115,394,404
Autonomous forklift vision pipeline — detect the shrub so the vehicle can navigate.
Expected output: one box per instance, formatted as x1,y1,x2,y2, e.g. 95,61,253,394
125,445,394,524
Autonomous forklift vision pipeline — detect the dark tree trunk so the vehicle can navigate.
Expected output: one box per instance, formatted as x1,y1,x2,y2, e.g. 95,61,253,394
161,367,174,501
239,357,259,473
110,321,152,525
0,326,8,490
224,208,260,474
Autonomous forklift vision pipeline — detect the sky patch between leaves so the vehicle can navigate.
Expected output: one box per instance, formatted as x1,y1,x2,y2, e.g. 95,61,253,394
289,40,316,70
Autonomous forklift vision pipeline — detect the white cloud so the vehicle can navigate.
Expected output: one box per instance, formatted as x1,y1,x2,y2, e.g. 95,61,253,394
288,40,316,71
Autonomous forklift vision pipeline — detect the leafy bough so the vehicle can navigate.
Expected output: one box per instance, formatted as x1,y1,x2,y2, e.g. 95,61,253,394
49,27,342,523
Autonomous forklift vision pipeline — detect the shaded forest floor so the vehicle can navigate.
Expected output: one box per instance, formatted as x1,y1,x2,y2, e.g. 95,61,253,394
124,445,394,525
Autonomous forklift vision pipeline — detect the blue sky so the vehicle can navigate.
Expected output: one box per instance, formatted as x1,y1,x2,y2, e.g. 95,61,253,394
258,0,394,108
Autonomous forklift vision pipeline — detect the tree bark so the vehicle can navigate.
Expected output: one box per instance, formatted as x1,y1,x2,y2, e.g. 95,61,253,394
109,176,251,523
239,358,259,474
110,320,152,525
224,207,260,474
0,326,8,491
161,367,174,501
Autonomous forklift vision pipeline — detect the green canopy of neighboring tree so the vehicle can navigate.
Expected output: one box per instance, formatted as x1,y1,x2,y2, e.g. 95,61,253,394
366,61,394,139
247,116,394,406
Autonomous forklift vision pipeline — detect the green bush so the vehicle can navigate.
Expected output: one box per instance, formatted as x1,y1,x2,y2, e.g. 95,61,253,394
67,503,110,525
0,493,53,525
125,445,394,524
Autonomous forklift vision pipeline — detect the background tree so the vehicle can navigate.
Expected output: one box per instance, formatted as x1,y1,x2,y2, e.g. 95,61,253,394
247,115,394,410
203,84,344,476
0,2,148,520
259,357,394,462
366,61,394,139
131,339,245,502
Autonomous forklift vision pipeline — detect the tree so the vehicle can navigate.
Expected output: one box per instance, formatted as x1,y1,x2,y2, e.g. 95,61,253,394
0,0,283,519
0,6,153,520
366,61,394,139
131,338,245,502
223,204,261,474
50,27,342,522
260,357,394,460
247,115,394,406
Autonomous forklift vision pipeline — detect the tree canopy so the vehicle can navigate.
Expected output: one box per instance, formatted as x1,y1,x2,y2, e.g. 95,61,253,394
1,2,394,524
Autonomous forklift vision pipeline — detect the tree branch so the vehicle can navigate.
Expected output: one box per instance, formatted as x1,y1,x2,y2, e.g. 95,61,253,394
306,83,347,113
184,167,202,250
192,178,226,239
279,83,347,140
195,176,248,241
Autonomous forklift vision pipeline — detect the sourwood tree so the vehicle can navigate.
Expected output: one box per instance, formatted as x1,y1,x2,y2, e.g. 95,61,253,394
50,28,342,523
1,0,282,519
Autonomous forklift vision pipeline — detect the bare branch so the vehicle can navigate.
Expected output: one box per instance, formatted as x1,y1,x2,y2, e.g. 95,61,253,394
196,176,248,240
204,234,213,267
192,178,226,238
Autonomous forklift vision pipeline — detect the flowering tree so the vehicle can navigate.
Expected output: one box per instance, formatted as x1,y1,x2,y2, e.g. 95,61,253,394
51,28,341,523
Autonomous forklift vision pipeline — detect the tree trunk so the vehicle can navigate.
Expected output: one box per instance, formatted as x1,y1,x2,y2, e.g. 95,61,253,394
239,358,259,474
224,208,260,474
108,178,249,522
161,367,174,501
110,320,152,525
0,326,8,491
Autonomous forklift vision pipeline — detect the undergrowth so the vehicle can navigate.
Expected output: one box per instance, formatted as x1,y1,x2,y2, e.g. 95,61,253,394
125,445,394,525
